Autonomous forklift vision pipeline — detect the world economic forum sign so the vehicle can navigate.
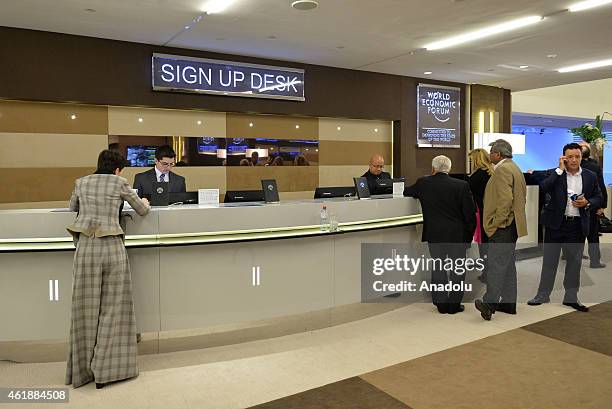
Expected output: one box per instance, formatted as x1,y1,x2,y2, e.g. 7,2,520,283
417,84,461,148
152,53,305,101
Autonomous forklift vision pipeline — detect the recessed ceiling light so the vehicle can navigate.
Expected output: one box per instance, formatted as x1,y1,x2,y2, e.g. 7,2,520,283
519,65,529,69
374,128,379,133
291,0,319,11
424,15,543,50
569,0,612,12
197,120,202,125
138,118,143,123
70,114,77,120
84,8,96,13
337,126,342,131
184,25,191,30
267,35,277,40
203,0,237,14
424,71,433,75
295,125,300,129
249,122,254,127
558,58,612,73
547,54,558,58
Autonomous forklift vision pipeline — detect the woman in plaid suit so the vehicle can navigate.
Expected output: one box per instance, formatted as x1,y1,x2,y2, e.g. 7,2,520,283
65,150,150,389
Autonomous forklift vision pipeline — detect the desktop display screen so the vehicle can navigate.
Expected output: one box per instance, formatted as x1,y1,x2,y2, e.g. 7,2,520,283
509,125,575,172
126,146,156,167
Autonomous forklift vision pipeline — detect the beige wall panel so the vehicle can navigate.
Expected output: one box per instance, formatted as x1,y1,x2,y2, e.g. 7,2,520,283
319,118,392,142
0,100,108,134
0,167,94,203
319,165,393,187
226,113,318,140
0,201,68,210
319,141,391,166
226,166,318,192
0,133,107,168
513,77,612,119
108,107,226,137
120,167,227,193
279,191,314,201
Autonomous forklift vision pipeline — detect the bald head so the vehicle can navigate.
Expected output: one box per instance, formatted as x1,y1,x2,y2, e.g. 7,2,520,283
578,141,591,159
368,154,385,176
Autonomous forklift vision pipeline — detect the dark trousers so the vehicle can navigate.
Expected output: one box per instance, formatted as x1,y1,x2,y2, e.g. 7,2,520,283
483,222,518,309
587,213,601,264
536,218,585,303
427,243,467,313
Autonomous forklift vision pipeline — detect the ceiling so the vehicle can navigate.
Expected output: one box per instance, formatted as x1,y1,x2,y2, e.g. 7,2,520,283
1,0,612,91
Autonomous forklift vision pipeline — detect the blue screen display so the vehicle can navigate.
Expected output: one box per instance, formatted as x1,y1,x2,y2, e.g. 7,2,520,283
510,125,575,172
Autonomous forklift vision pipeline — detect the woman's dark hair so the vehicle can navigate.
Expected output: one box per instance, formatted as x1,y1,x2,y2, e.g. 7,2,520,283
95,150,126,174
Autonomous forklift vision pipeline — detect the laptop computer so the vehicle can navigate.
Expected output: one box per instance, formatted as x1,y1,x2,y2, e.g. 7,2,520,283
261,179,280,203
151,181,170,206
169,192,198,205
314,186,356,199
373,177,405,195
353,177,371,199
224,190,265,203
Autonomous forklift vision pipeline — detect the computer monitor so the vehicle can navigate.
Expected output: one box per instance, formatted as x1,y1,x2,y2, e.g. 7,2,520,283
372,177,405,195
224,190,265,203
313,186,356,199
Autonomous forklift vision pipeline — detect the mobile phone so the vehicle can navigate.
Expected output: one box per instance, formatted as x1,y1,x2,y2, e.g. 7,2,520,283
570,193,584,201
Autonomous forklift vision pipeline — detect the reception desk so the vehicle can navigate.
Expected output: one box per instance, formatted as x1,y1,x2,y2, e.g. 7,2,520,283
0,186,539,362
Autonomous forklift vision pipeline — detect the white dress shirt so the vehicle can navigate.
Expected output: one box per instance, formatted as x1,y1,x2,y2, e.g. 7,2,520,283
556,167,582,217
155,167,170,183
493,158,508,170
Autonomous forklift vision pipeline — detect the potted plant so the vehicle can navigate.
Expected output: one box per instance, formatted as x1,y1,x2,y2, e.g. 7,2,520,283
571,114,608,163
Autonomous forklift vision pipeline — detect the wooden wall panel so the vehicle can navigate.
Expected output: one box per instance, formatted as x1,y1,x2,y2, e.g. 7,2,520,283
0,133,107,168
0,100,107,134
226,113,318,140
319,141,392,166
319,118,391,142
226,167,318,192
0,168,94,203
108,107,226,137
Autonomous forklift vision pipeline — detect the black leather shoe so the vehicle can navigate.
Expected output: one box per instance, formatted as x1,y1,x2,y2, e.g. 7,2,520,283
447,305,465,314
496,303,517,314
95,383,106,389
527,296,550,306
589,262,606,269
563,302,589,312
475,299,492,321
435,304,448,314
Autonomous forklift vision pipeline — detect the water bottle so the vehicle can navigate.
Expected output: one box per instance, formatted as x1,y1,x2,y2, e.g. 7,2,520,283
320,205,330,231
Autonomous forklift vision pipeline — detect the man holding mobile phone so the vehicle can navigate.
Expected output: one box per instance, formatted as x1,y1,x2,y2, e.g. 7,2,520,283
528,143,603,312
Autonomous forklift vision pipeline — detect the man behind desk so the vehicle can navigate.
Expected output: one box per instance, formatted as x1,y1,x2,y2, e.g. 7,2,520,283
362,154,390,193
133,145,186,197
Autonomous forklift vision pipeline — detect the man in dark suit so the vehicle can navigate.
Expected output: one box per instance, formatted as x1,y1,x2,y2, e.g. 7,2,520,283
133,145,186,197
528,143,603,312
362,154,391,193
579,142,607,268
404,155,476,314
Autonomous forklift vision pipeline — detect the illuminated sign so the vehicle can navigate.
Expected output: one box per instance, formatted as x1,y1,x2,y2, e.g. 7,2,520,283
417,84,461,148
152,53,305,101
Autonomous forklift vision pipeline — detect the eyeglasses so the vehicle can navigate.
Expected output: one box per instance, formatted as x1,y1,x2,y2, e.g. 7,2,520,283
159,161,175,167
370,164,385,169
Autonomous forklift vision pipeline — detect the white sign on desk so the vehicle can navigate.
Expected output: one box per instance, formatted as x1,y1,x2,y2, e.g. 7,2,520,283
393,182,404,197
198,189,219,205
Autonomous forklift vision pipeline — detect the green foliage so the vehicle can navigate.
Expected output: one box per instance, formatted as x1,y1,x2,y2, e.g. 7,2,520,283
571,115,604,143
